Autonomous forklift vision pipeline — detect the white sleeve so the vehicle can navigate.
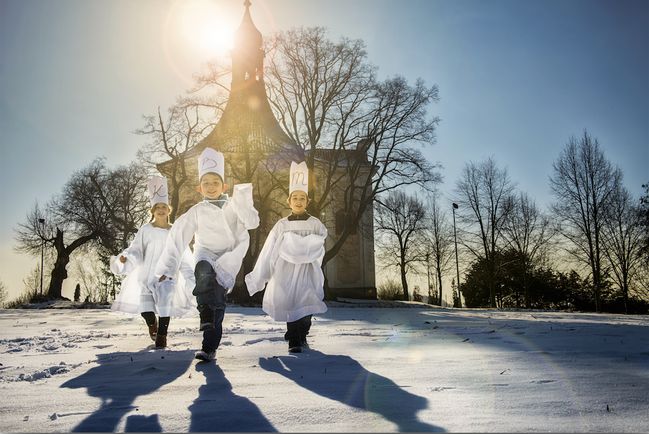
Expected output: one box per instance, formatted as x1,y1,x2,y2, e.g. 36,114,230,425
230,183,260,230
110,227,145,275
155,208,197,279
212,216,252,291
244,224,280,295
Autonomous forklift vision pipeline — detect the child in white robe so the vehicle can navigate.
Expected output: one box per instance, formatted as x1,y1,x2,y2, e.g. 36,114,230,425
156,147,259,361
245,161,328,353
110,176,196,349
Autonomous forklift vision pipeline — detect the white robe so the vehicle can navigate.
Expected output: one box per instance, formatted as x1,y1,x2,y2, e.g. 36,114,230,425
154,183,260,293
245,215,328,322
110,223,196,318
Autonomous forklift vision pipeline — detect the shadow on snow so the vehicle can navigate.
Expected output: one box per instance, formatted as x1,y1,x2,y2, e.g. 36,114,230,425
60,349,276,432
259,349,445,432
61,349,193,432
188,362,276,432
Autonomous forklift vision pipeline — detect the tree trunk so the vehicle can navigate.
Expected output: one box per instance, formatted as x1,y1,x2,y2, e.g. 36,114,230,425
488,258,496,308
622,270,629,314
47,257,69,299
592,266,601,313
523,259,531,309
47,229,67,299
46,228,97,300
400,264,409,301
523,272,530,309
436,266,443,306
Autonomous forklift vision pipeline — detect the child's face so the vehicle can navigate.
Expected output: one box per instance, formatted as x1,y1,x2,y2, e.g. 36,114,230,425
199,173,227,199
152,203,170,220
288,191,309,214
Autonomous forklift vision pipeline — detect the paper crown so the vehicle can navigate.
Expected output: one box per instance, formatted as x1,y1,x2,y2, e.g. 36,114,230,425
289,161,309,195
147,175,169,207
198,147,225,181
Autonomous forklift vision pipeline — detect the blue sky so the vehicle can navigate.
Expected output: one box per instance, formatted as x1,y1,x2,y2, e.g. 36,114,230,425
1,0,647,299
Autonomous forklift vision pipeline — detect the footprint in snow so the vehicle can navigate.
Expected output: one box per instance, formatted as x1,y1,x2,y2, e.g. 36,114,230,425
243,337,284,345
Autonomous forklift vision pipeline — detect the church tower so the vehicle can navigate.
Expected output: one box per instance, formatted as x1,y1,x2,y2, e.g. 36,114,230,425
189,0,298,158
232,0,263,86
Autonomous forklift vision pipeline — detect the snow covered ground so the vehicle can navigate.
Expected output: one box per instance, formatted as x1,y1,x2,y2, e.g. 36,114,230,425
0,303,647,432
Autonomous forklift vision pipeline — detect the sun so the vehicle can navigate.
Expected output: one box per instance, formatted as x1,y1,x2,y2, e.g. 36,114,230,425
171,0,236,57
198,23,235,56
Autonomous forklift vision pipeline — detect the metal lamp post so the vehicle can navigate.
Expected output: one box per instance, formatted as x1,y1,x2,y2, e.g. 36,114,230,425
38,218,45,295
452,203,461,308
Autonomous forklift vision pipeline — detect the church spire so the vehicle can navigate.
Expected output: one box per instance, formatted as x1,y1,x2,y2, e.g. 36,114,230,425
232,0,263,85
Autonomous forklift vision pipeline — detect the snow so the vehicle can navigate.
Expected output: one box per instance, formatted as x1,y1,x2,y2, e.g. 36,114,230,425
0,303,647,432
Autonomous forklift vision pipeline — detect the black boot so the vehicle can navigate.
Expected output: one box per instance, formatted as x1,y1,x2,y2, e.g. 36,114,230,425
300,315,312,347
154,316,170,349
195,349,216,361
141,312,157,341
287,320,302,353
155,334,167,349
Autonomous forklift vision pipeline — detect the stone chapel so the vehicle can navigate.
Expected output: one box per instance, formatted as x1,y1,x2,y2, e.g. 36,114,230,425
158,1,376,299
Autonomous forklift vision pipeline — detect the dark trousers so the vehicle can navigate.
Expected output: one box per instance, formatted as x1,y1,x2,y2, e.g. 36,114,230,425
286,315,312,346
192,260,226,352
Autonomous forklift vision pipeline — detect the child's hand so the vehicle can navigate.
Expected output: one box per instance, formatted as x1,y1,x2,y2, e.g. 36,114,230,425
159,275,167,282
119,256,127,263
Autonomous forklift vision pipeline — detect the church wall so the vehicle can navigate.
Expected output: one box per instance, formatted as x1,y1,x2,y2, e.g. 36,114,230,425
317,164,377,300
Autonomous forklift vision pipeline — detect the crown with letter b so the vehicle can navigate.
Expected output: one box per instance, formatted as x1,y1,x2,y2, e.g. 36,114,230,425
198,147,225,181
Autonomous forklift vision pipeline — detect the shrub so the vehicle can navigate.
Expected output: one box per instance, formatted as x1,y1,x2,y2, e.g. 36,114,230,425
377,279,403,301
4,288,40,308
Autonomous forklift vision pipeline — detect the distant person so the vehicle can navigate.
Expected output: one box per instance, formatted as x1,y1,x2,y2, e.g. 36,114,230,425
246,161,328,353
110,176,196,349
156,148,259,362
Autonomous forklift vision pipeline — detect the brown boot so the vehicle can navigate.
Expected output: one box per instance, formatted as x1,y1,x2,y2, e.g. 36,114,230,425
147,320,158,341
155,334,167,349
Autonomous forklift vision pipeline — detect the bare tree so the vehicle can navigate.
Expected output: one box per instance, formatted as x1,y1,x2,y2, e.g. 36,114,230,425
375,191,427,300
100,162,150,252
86,162,150,301
264,27,441,264
601,183,645,313
22,264,44,299
136,100,217,221
455,157,515,307
502,192,555,308
549,131,622,312
421,192,454,305
14,160,147,299
162,27,442,300
15,203,92,299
